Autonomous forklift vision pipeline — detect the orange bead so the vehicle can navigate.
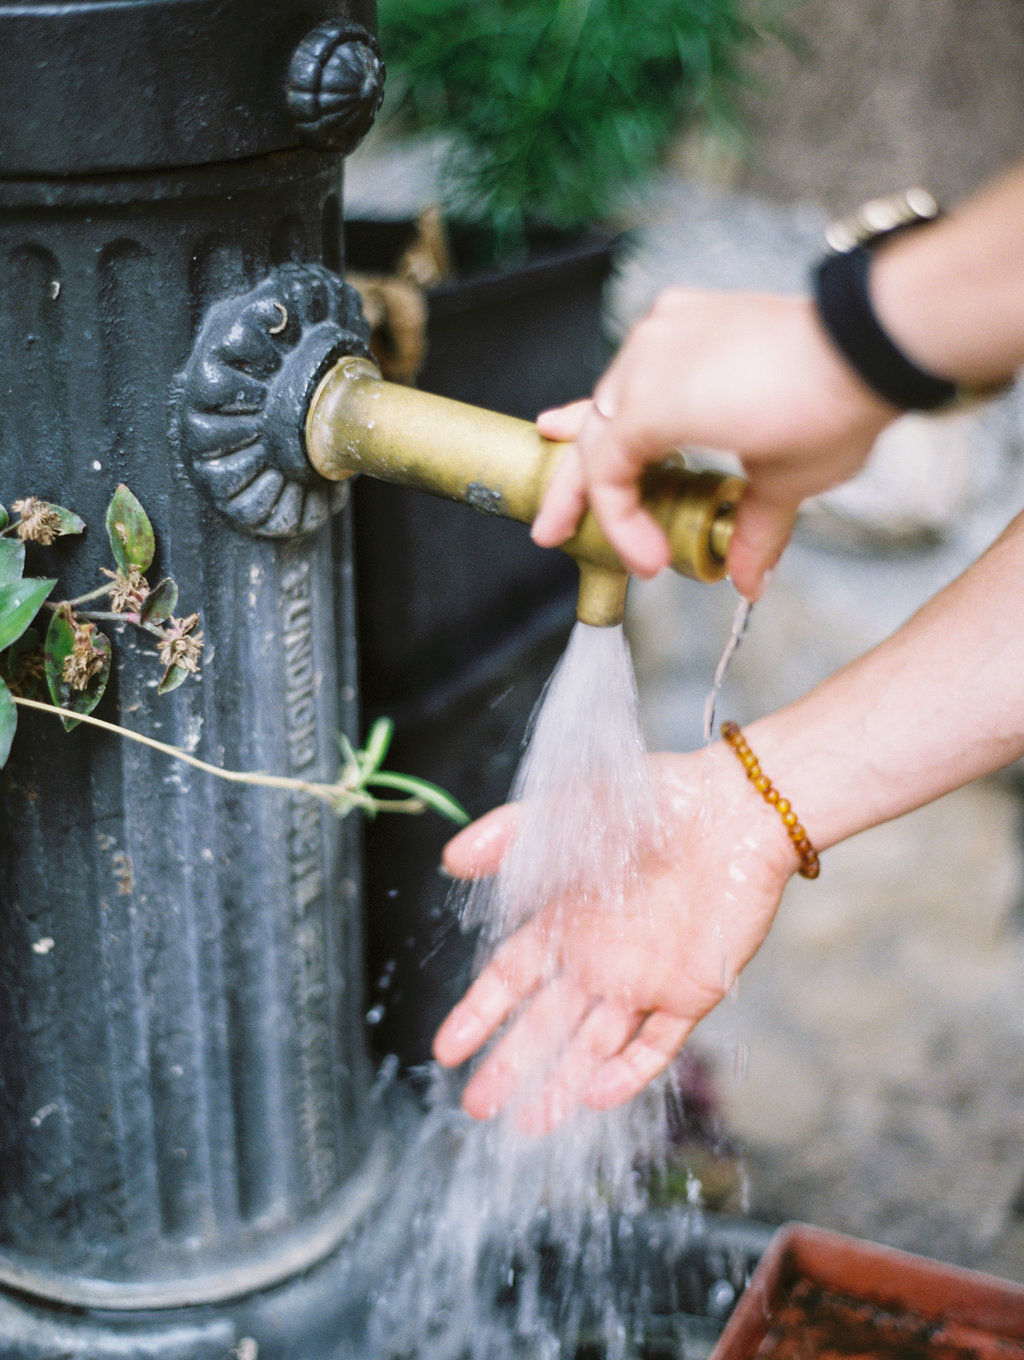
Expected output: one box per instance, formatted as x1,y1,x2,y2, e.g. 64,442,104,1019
722,721,820,881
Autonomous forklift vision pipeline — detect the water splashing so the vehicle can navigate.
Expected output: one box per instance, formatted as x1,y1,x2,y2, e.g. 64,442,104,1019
351,619,754,1358
359,1067,687,1360
351,624,705,1358
461,622,664,960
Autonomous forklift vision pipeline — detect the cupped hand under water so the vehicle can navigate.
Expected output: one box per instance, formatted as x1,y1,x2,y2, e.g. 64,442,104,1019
432,748,796,1134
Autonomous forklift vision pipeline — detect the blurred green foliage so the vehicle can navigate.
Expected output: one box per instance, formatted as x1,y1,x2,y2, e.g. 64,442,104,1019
377,0,793,259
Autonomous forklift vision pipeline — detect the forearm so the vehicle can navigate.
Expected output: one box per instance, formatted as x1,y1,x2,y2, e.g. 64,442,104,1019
871,162,1024,388
742,507,1024,854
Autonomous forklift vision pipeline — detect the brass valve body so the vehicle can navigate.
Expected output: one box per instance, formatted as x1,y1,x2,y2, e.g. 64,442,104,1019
306,356,743,626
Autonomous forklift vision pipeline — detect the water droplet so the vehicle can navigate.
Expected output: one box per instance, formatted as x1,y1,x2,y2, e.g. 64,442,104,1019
377,959,397,989
708,1279,736,1317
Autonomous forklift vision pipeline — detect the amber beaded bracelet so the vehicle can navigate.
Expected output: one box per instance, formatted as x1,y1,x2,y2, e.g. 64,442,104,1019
721,721,821,880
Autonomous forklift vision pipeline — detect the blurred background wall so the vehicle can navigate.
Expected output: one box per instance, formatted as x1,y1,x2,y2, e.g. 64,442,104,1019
736,0,1024,209
630,0,1024,1283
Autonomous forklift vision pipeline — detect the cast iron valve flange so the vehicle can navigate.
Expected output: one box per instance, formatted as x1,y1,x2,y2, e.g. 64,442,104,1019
172,264,372,537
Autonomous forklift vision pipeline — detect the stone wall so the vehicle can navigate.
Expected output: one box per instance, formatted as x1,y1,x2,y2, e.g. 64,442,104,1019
737,0,1024,211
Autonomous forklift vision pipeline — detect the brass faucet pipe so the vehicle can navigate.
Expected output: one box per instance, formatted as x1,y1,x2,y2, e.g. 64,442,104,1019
305,356,744,626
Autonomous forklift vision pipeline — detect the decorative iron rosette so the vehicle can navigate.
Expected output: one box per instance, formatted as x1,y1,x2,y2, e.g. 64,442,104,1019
286,20,386,156
173,265,372,538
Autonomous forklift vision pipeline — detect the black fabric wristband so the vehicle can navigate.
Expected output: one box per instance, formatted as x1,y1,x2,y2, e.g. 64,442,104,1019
812,244,958,411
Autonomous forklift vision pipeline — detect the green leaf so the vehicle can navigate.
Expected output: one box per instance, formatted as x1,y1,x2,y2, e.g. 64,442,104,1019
44,610,111,729
43,609,76,707
0,504,8,531
157,660,190,695
0,537,25,587
106,484,155,573
0,679,15,767
0,576,56,651
360,716,395,776
140,577,178,625
36,501,85,537
336,730,359,772
368,770,470,825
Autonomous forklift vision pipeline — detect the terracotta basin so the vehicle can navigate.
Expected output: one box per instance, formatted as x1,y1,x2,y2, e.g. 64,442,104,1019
710,1223,1024,1360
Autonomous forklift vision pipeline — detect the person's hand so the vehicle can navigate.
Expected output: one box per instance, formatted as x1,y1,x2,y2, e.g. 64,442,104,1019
532,289,899,600
432,749,796,1133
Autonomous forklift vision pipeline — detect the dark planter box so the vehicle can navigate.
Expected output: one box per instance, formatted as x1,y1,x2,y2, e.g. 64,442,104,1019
345,219,620,1069
710,1223,1024,1360
344,218,619,416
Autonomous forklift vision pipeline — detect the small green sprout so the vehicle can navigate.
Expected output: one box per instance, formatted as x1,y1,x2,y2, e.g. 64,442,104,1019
337,718,470,824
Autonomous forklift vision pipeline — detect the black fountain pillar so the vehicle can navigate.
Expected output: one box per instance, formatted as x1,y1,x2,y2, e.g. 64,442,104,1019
0,3,390,1355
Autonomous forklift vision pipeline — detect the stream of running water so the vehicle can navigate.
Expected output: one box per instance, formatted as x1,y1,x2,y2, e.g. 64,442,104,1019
353,611,751,1359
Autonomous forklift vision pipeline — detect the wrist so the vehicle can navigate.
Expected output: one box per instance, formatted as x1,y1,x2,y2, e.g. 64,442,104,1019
664,744,803,884
743,706,871,861
870,225,1019,392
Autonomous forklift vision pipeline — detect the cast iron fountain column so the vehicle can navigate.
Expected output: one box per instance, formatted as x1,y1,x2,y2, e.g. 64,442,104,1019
0,3,388,1355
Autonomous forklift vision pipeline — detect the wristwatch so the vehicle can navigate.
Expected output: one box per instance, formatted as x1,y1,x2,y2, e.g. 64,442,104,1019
811,187,959,411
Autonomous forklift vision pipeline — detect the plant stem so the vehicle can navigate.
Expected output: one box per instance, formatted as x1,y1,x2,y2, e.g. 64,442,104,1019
11,696,428,816
72,611,163,638
58,583,116,607
72,610,131,623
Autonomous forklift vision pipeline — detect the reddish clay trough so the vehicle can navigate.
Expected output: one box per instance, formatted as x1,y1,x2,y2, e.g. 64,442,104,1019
710,1223,1024,1360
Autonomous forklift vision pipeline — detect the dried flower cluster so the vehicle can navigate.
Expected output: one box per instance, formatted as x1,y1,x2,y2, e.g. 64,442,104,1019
3,646,44,696
157,613,203,678
61,621,107,692
101,566,149,614
11,496,62,546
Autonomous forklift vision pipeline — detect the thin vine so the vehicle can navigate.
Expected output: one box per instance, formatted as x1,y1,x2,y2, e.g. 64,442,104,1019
0,487,467,826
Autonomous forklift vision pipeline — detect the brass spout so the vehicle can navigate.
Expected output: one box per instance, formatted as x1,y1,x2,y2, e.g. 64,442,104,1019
306,356,744,626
